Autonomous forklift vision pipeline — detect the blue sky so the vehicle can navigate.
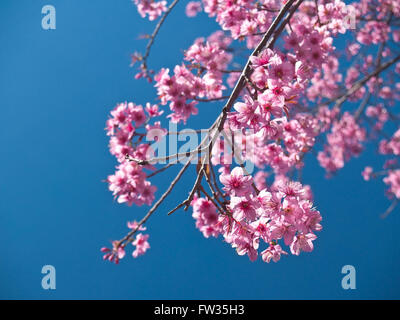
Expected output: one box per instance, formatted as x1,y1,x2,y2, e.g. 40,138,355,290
0,0,399,299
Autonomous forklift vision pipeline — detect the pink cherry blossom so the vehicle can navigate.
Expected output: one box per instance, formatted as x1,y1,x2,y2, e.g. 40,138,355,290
219,167,253,196
133,0,167,21
132,233,150,258
290,233,317,256
186,1,202,17
362,167,373,181
261,243,288,263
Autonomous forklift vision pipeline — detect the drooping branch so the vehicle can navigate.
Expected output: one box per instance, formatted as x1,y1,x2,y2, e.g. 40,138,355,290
354,12,393,121
316,53,400,112
333,54,400,109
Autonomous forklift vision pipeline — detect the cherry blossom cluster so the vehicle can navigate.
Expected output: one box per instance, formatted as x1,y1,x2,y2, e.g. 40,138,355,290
186,1,202,17
196,0,282,48
106,101,164,207
318,112,366,174
132,0,167,20
286,3,350,102
354,0,399,43
210,114,319,175
189,0,353,49
101,221,150,263
154,31,233,123
192,168,322,262
104,101,168,261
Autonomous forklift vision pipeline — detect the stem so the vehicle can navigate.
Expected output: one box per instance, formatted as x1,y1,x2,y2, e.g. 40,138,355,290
141,0,180,70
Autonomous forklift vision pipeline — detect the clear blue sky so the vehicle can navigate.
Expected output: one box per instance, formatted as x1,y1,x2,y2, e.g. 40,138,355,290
0,0,399,299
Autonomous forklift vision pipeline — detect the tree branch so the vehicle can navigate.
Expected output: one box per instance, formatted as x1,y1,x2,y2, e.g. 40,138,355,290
140,0,180,71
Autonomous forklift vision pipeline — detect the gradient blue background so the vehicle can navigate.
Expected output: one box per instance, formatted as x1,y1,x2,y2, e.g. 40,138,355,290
0,0,399,299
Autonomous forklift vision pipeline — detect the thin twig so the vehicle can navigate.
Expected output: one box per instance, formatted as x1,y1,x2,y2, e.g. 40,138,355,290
126,146,209,165
381,199,399,219
141,0,180,70
316,54,400,110
146,162,176,178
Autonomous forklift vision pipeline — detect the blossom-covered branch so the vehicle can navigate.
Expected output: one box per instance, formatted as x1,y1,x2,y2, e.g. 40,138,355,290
102,0,400,264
